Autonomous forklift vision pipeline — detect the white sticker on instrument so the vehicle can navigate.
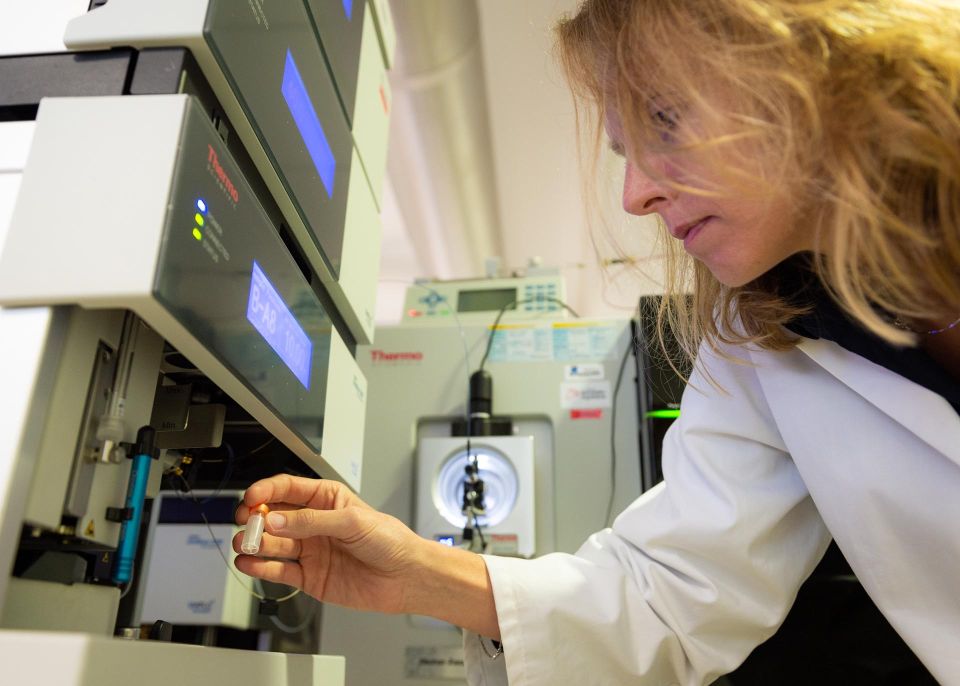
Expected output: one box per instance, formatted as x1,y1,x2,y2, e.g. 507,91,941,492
405,646,466,679
560,380,612,409
564,363,604,380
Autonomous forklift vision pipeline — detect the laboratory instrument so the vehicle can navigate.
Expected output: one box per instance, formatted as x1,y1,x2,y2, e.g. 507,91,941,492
321,276,647,685
402,274,567,323
63,0,392,344
416,437,536,557
0,94,366,490
0,1,394,683
136,491,258,631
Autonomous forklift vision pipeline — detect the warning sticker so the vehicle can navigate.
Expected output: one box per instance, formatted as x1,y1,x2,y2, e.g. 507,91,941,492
488,325,553,363
560,380,612,409
487,322,623,363
552,323,620,360
571,408,604,420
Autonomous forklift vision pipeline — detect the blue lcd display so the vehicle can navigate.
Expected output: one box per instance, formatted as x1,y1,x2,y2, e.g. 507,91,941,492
281,50,336,198
343,0,353,20
246,260,313,389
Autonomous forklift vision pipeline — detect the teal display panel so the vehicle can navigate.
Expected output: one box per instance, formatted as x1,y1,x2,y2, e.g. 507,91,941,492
153,98,333,449
202,0,354,279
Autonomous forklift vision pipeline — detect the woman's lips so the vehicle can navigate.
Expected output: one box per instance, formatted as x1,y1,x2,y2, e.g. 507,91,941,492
681,217,711,249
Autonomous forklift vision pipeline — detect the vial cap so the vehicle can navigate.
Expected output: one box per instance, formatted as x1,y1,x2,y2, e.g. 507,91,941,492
249,503,271,516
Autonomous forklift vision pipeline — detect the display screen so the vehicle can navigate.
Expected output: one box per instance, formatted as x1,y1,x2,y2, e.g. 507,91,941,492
246,260,313,389
457,288,517,313
281,49,336,198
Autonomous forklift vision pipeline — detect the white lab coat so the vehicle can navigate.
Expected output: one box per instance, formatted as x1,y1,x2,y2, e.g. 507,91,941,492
463,335,960,685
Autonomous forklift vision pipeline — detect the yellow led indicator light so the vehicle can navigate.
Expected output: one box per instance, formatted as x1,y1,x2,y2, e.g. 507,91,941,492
192,227,203,241
195,213,205,226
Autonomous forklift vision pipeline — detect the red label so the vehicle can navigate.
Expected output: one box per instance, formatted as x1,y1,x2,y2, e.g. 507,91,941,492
370,349,423,364
207,144,240,204
571,409,603,420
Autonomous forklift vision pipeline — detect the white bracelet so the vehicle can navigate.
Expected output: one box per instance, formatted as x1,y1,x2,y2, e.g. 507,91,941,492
479,635,504,660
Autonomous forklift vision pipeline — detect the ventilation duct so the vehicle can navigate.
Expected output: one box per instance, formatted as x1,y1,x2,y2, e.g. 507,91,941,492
387,0,503,279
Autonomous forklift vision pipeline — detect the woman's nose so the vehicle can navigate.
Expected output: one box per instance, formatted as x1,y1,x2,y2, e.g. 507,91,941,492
622,161,674,216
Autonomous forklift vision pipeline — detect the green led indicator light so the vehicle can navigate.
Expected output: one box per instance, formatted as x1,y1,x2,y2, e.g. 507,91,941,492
195,213,205,226
192,227,203,241
645,409,680,419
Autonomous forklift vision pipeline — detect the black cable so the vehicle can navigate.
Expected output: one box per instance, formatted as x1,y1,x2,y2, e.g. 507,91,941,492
472,509,486,551
463,439,486,551
604,337,636,528
167,470,300,604
246,436,276,456
478,296,581,373
465,295,580,550
252,579,315,634
199,441,235,504
400,283,480,550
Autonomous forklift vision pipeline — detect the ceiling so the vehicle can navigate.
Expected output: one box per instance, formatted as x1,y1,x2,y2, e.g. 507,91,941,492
375,0,666,325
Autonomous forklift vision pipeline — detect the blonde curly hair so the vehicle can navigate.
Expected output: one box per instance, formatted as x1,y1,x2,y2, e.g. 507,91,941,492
556,0,960,369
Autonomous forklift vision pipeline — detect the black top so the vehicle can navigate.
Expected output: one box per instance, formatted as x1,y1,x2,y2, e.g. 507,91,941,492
775,253,960,415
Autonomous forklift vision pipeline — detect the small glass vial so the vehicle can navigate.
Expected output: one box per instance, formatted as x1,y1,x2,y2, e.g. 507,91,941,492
241,504,270,555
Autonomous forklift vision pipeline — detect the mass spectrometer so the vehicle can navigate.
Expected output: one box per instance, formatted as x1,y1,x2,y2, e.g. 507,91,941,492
320,276,647,685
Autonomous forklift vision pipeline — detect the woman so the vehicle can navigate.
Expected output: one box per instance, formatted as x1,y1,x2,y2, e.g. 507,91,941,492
234,1,960,683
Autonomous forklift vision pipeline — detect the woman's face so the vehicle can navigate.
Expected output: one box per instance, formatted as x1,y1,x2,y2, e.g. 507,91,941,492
607,107,811,287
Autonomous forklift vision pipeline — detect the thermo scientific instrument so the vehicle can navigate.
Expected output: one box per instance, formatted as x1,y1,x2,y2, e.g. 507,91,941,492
321,277,646,685
402,274,567,323
64,0,392,344
0,1,394,683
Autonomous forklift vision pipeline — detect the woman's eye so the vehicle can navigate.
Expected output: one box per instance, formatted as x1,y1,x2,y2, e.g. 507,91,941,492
650,108,679,143
652,109,678,130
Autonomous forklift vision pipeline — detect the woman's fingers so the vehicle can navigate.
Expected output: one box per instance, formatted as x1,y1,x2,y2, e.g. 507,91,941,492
264,504,367,541
243,475,342,510
231,531,302,560
240,476,373,524
235,501,301,525
234,556,304,589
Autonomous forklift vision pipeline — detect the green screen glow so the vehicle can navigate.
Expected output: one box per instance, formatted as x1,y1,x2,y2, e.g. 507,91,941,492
645,409,680,419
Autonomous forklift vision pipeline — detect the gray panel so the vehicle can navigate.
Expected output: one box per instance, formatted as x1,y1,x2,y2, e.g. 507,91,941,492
1,578,120,635
0,631,345,686
153,99,332,452
0,51,133,109
63,340,116,518
304,0,365,122
203,0,354,279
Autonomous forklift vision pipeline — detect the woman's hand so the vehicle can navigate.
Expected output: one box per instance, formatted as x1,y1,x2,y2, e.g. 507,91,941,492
233,474,502,639
232,474,426,615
